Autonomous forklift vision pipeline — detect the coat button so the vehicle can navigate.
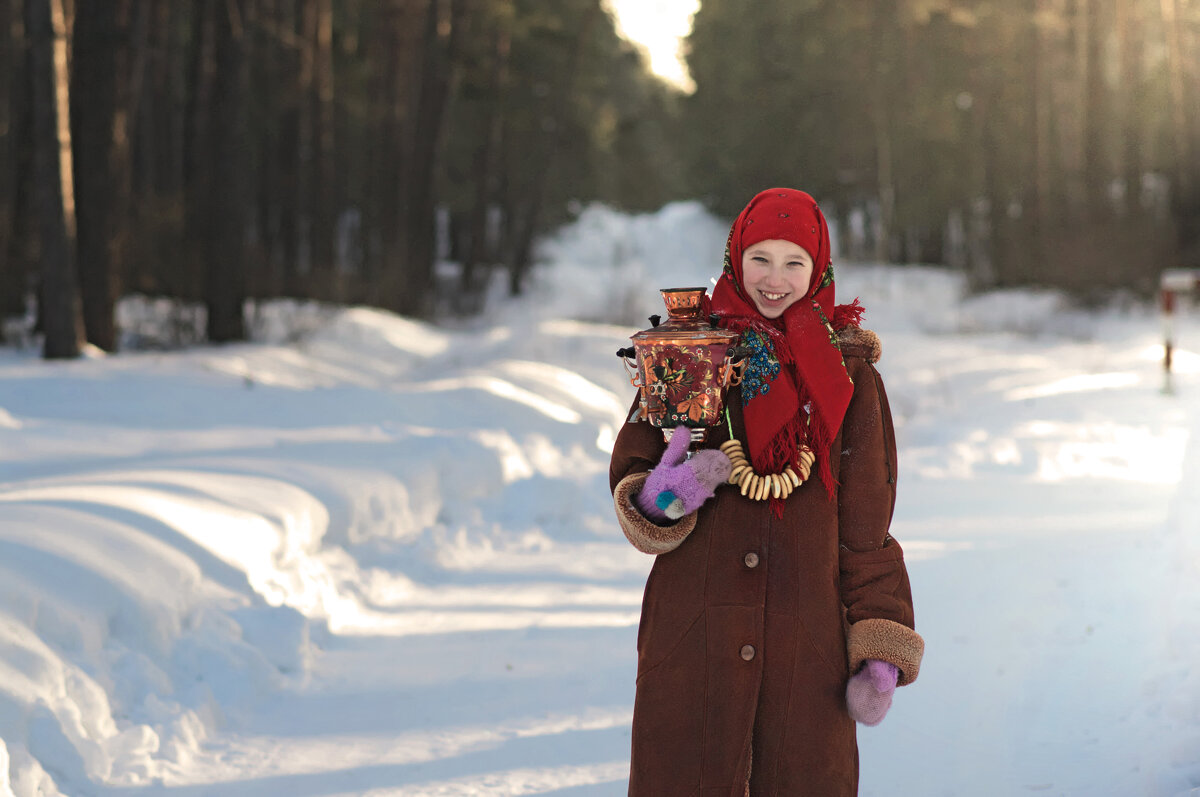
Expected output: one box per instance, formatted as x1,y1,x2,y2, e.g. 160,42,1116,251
740,644,756,661
744,552,759,568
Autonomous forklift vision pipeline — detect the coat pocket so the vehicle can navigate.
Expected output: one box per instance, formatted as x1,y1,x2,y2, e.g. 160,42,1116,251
792,604,849,682
636,555,705,679
635,521,709,675
636,610,704,682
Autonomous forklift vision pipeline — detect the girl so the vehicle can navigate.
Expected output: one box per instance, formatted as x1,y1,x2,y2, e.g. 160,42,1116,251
609,188,923,796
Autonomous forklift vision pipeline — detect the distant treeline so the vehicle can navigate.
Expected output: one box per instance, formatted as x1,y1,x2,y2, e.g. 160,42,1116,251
3,1,1200,359
683,0,1200,299
0,0,683,356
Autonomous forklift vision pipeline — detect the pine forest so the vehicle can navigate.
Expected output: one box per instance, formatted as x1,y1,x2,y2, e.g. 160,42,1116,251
1,0,1198,357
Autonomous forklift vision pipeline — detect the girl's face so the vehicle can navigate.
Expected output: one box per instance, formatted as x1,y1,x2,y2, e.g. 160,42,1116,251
740,238,815,319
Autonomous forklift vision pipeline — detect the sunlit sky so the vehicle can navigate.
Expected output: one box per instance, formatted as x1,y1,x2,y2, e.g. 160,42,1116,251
605,0,700,93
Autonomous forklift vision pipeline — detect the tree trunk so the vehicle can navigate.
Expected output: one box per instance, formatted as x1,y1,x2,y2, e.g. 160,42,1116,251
136,0,174,197
0,0,24,318
1160,0,1199,268
126,0,183,296
1023,0,1048,280
395,0,465,318
1115,0,1144,213
1063,0,1088,219
459,10,510,312
369,0,423,307
268,0,303,298
869,0,897,263
4,3,38,321
26,0,84,358
310,0,336,298
1159,0,1192,197
71,0,142,351
1082,0,1111,221
979,84,1004,289
294,0,317,295
183,0,214,302
199,0,249,342
507,192,540,297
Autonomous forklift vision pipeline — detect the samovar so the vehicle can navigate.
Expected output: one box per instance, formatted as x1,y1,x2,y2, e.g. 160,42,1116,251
617,287,747,446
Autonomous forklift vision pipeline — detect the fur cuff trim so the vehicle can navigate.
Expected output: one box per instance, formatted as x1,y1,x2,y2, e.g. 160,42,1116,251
847,618,924,686
613,472,697,554
837,326,882,364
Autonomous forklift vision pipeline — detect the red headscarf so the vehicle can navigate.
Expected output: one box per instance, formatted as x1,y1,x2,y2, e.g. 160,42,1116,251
711,188,855,500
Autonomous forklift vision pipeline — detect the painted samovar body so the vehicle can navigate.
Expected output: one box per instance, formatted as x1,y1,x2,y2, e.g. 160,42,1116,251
618,287,745,444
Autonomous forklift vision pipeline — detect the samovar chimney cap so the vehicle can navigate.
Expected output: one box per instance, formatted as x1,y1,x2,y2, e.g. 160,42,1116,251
659,287,709,320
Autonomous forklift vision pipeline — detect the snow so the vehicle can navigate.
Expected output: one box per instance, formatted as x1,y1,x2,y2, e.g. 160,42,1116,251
1,200,1199,796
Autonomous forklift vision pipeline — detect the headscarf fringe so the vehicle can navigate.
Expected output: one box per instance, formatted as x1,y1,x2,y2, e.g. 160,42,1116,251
832,298,865,330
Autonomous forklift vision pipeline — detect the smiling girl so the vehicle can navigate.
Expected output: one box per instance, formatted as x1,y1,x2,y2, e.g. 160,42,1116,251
741,238,814,318
609,187,924,796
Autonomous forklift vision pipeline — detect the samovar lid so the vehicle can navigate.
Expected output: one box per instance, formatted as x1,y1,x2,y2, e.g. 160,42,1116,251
630,287,739,345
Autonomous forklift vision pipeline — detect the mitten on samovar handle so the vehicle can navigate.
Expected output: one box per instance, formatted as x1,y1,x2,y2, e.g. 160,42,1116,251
635,430,732,522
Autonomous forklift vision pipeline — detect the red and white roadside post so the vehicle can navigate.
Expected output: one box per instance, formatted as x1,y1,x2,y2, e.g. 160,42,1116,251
1161,269,1200,394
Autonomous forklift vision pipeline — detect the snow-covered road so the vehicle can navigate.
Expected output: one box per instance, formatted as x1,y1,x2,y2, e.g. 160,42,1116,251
1,203,1198,796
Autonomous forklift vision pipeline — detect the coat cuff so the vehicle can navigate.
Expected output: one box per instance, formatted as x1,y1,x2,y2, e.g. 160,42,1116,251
847,618,925,686
613,472,697,554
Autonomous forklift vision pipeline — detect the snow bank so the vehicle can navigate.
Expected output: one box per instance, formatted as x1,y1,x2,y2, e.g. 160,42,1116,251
0,291,641,794
0,482,317,793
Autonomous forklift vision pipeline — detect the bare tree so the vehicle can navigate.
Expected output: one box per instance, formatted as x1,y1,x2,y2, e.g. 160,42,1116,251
1159,0,1193,196
71,0,144,351
395,0,466,317
869,0,899,263
0,0,25,319
367,0,425,308
26,0,84,357
191,0,250,342
1116,0,1145,213
458,3,511,312
309,0,336,298
1082,0,1113,221
1023,0,1049,272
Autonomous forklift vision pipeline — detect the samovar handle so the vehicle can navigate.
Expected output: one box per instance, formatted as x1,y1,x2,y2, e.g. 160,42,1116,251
721,345,751,388
616,346,642,387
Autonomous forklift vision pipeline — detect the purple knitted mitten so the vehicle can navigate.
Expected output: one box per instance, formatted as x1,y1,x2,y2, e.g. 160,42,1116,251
635,429,732,522
846,659,899,726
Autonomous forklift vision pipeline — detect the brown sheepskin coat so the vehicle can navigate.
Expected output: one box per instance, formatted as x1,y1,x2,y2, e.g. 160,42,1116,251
609,326,924,797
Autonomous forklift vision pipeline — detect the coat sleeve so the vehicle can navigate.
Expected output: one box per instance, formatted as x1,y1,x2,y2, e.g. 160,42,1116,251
837,354,925,686
609,393,699,555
